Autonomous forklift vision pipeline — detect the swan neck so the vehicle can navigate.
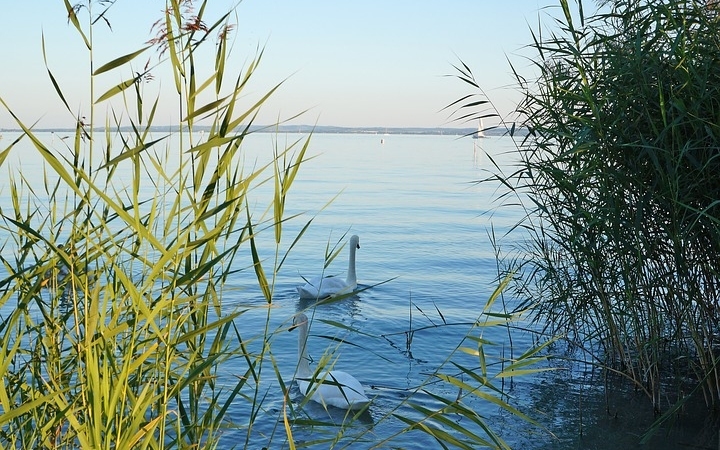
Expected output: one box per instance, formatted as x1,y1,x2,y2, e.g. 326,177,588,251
346,244,357,285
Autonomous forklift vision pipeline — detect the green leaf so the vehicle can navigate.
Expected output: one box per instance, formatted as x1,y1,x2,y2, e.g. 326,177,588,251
246,212,271,302
63,0,90,49
182,96,230,122
100,136,168,169
95,76,139,103
41,32,71,113
93,46,152,75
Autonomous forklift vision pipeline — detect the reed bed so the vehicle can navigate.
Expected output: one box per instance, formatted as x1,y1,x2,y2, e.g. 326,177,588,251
0,0,300,447
450,0,720,440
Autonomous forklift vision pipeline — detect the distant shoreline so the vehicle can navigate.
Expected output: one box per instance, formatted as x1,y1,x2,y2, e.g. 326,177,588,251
0,124,520,137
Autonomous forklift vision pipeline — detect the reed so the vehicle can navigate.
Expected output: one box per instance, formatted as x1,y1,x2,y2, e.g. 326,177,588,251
0,0,307,448
450,0,720,437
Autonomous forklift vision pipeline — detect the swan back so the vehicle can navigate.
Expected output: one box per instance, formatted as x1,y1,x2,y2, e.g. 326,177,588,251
291,313,370,410
297,235,361,300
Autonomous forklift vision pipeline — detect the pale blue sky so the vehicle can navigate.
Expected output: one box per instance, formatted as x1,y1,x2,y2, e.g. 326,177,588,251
0,1,566,130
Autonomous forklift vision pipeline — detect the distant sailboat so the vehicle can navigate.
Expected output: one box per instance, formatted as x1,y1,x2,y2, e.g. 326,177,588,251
473,118,486,139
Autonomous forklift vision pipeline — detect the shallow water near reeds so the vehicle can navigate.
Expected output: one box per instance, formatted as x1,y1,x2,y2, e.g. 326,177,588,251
1,131,717,449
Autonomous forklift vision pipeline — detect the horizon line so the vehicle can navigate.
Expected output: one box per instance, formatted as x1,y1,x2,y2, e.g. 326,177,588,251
0,123,518,136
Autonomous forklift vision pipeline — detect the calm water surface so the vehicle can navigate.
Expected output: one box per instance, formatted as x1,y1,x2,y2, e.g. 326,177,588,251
221,132,524,449
1,131,717,449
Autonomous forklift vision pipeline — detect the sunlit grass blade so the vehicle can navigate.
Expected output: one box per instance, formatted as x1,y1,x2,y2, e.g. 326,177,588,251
93,45,152,75
63,0,90,49
100,136,168,168
41,32,72,113
246,213,271,302
95,76,143,103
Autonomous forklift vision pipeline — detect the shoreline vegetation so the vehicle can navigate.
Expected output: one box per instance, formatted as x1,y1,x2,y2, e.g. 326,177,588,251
452,0,720,446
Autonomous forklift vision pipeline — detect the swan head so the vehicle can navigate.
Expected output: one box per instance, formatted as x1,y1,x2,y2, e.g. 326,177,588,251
290,313,309,330
350,235,360,250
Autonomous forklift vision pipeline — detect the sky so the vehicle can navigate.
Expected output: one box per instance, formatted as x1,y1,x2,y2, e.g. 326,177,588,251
0,0,568,130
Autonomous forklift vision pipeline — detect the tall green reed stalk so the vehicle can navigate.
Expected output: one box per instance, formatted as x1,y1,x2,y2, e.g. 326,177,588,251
450,0,720,434
0,1,308,448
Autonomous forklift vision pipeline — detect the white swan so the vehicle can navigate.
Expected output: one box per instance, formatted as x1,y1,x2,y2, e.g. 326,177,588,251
290,313,371,410
297,235,360,299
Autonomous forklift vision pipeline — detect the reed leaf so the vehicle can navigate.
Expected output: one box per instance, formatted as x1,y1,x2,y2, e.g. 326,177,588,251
95,76,141,103
182,96,230,122
395,411,476,450
246,213,271,302
420,399,506,449
93,46,152,75
100,135,169,169
41,33,72,114
164,8,184,93
62,0,90,49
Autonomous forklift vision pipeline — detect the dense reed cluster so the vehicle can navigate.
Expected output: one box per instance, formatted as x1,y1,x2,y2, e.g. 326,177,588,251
454,0,720,437
0,0,304,447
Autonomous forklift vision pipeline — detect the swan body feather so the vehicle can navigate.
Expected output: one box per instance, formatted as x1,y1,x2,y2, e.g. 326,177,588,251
297,235,360,299
290,313,370,410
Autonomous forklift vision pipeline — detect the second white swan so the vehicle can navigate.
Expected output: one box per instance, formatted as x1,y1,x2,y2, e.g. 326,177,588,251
290,312,371,410
297,235,360,299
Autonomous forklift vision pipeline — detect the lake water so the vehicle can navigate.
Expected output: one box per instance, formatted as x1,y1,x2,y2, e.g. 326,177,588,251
218,132,529,449
1,131,717,449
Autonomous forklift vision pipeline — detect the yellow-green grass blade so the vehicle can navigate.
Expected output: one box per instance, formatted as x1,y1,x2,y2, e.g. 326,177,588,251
276,218,312,272
246,213,271,302
514,334,560,361
0,390,59,428
423,392,511,449
0,311,26,412
215,27,227,95
63,0,90,49
482,271,514,314
190,73,217,104
222,83,284,134
113,266,167,339
41,32,71,113
283,399,296,450
66,165,171,259
125,415,163,450
394,411,481,450
100,136,168,169
436,373,539,426
457,345,489,377
47,388,92,449
182,96,230,123
93,46,152,75
172,313,240,349
164,7,184,93
496,366,556,377
0,101,84,196
95,76,142,104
